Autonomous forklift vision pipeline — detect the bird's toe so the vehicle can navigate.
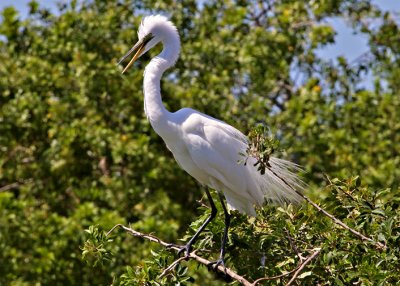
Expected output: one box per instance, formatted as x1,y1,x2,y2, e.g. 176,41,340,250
177,244,191,259
207,258,226,272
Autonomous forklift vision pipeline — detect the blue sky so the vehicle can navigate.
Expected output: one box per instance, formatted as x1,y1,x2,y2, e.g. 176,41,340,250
2,0,399,63
1,0,399,88
0,0,58,18
317,0,400,61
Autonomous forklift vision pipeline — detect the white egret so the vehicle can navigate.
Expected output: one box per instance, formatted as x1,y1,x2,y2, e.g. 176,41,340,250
118,15,304,268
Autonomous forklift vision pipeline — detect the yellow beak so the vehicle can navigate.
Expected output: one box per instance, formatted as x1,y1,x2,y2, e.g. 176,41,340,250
118,34,154,74
118,40,146,74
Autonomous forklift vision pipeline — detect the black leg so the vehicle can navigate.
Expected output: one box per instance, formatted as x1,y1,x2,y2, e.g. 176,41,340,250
178,188,217,257
218,191,231,261
208,192,231,271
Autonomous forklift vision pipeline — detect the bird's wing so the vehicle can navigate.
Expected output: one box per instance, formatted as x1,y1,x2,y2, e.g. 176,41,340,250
181,112,260,205
178,110,304,216
181,112,247,170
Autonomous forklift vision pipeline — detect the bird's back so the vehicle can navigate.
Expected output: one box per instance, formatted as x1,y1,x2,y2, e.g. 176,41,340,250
158,108,304,216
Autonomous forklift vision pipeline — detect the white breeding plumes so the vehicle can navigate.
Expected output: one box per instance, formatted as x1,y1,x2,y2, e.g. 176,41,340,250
118,14,305,265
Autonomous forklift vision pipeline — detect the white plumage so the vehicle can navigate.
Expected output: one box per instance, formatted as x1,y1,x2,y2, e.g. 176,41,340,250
119,15,304,217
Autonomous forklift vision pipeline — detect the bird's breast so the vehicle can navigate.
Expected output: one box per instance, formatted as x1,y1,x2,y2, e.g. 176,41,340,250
165,142,209,186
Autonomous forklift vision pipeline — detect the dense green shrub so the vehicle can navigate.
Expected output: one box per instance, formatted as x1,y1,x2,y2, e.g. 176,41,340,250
1,0,398,285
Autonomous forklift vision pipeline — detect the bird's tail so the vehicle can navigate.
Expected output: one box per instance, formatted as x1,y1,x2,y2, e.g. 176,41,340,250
224,156,306,217
246,156,306,206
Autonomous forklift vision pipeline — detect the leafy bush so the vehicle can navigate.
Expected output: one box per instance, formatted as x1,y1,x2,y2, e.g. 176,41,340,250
1,0,399,285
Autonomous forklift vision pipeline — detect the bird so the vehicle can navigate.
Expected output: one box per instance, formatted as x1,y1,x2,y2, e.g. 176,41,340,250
118,15,304,269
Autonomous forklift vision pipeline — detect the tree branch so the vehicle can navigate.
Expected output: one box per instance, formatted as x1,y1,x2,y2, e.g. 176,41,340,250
0,179,33,193
0,182,20,193
268,168,386,251
284,228,305,261
159,256,188,278
285,248,321,286
106,224,253,286
252,270,297,285
251,248,321,286
107,224,320,285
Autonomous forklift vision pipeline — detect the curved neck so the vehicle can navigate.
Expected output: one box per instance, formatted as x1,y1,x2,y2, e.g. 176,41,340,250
143,36,180,131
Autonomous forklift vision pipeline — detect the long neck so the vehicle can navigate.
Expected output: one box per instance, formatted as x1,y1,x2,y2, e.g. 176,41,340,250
143,36,180,132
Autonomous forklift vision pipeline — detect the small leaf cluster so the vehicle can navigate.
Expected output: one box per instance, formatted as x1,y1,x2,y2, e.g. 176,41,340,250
81,225,197,285
241,124,280,175
120,250,194,286
82,225,114,267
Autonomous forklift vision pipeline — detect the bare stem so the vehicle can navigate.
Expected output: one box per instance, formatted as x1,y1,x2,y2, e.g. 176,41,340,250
107,224,325,285
251,267,298,285
284,228,305,261
252,248,321,285
285,248,321,286
107,224,253,286
159,256,188,278
0,179,33,193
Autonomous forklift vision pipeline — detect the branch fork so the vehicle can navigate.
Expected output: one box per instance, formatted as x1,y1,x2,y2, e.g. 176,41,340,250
107,224,320,286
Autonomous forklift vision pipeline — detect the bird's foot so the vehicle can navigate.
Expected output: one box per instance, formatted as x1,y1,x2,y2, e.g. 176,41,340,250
208,259,232,282
177,243,192,260
207,258,226,273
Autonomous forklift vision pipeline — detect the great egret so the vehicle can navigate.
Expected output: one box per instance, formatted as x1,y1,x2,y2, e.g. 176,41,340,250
118,15,304,268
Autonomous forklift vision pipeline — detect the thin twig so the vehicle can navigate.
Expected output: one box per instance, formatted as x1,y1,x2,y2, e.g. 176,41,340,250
325,175,358,203
285,248,321,286
269,168,386,250
298,191,385,250
252,248,321,285
251,267,298,285
0,182,20,193
284,228,305,261
291,20,315,29
0,179,33,193
107,225,323,285
159,256,188,278
107,224,253,286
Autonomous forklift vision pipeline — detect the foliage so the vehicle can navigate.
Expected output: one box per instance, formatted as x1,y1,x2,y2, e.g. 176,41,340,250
82,225,114,267
82,178,400,285
241,124,280,175
0,0,399,285
119,250,195,286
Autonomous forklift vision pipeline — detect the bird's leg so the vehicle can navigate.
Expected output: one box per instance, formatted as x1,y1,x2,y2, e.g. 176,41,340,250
208,192,231,272
178,188,217,258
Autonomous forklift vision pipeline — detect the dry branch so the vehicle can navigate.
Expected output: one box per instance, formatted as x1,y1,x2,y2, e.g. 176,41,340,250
285,248,321,286
268,168,386,251
107,224,253,286
159,256,188,278
0,179,33,193
107,224,318,286
251,248,321,286
0,182,20,193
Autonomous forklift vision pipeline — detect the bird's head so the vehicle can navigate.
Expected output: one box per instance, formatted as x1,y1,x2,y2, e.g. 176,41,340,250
118,15,180,74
